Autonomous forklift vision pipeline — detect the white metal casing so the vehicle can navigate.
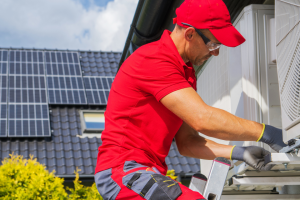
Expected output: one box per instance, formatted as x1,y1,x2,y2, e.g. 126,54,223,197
197,4,278,176
275,0,300,142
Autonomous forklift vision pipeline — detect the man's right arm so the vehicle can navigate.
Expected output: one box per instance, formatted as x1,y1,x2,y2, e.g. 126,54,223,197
161,87,262,141
161,87,286,152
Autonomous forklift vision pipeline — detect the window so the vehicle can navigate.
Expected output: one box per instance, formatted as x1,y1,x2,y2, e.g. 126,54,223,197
80,110,105,135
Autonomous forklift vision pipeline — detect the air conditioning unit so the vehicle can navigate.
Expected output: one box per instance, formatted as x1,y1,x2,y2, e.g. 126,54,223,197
275,0,300,143
197,4,277,176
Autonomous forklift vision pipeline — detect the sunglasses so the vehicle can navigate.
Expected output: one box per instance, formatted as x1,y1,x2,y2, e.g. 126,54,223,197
181,22,221,51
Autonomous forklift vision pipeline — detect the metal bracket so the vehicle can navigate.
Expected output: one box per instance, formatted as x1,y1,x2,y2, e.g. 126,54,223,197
280,139,300,153
229,176,300,186
265,153,300,165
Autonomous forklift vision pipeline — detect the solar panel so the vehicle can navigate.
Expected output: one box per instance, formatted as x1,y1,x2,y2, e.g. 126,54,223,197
8,50,51,137
83,76,114,105
0,50,8,137
45,51,87,104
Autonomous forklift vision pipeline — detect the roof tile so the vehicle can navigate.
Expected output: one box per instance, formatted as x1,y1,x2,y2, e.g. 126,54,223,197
63,136,71,144
74,158,83,167
48,166,56,174
81,143,90,151
57,158,65,167
2,151,10,159
2,141,10,152
80,51,119,76
83,157,92,166
181,164,192,173
72,136,80,144
66,158,74,167
52,115,60,123
63,143,72,151
67,166,76,175
38,157,47,165
62,129,71,136
72,143,81,151
84,166,94,174
65,151,73,159
55,143,63,151
56,166,66,175
82,150,91,158
20,141,28,151
47,150,55,158
20,151,29,159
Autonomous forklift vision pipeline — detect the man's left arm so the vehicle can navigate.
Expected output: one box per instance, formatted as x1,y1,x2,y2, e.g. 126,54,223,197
175,121,273,171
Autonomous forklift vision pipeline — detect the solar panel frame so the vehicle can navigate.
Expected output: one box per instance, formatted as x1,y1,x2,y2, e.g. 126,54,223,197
7,50,51,137
45,51,87,105
0,50,8,137
83,76,114,105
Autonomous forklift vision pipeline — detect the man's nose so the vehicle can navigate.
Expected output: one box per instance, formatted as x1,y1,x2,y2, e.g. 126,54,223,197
210,48,219,56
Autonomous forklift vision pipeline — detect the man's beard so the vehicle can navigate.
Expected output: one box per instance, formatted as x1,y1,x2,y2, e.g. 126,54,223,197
194,54,211,66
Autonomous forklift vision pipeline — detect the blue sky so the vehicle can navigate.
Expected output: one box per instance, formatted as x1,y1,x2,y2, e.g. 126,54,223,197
80,0,114,9
0,0,138,51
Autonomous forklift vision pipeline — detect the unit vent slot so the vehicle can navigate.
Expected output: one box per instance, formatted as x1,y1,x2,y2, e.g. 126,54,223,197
281,38,300,121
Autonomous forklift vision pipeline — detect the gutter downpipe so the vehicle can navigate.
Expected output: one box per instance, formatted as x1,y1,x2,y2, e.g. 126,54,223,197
118,0,174,70
119,0,145,69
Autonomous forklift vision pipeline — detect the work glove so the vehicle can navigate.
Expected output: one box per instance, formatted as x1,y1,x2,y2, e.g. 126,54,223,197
257,124,287,152
231,146,273,171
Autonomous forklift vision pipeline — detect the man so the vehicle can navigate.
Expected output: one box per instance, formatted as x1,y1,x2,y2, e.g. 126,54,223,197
95,0,287,199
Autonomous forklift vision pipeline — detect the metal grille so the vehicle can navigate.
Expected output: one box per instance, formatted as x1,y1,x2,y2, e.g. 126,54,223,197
280,37,300,121
276,0,300,122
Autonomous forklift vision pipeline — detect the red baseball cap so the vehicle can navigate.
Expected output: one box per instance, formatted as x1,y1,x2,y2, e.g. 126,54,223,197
173,0,245,47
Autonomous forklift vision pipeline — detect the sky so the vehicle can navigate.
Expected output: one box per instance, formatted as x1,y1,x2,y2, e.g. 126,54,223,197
0,0,138,52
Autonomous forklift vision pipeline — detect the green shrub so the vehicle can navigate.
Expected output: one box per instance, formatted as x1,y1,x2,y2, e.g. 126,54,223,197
67,168,103,200
166,169,178,181
0,153,68,200
0,153,178,199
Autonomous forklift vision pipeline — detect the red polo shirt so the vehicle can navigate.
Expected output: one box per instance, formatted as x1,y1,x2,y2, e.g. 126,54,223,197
95,30,197,175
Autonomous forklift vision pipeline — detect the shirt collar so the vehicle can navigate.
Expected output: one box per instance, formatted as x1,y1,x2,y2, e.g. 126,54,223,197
160,30,197,90
160,30,189,69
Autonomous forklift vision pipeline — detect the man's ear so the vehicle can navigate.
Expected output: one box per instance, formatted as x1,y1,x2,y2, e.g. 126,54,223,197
184,27,195,41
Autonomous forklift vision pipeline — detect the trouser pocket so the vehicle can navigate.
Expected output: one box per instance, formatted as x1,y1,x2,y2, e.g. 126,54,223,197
95,168,121,200
122,170,182,200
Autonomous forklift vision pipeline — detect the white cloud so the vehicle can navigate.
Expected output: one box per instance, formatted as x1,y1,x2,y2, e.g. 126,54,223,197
0,0,138,51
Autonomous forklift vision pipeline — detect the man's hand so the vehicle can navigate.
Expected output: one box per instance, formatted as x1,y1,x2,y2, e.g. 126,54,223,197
258,124,287,152
231,146,273,171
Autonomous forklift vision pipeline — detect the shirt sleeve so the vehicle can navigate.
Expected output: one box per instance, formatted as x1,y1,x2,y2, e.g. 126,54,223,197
137,59,192,101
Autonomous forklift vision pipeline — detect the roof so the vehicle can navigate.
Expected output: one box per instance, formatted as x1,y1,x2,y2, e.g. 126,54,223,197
80,51,120,76
0,48,200,176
